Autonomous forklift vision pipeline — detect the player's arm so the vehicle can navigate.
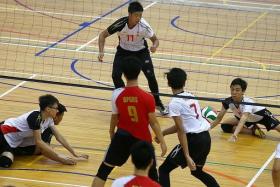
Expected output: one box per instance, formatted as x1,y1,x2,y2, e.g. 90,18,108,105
229,112,249,142
33,129,76,165
98,29,110,62
161,125,178,136
51,126,88,159
173,116,196,171
109,114,118,140
211,105,227,129
149,112,167,156
149,34,159,53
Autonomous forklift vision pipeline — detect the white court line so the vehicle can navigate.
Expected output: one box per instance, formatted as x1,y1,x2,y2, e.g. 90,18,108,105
246,151,276,187
0,176,89,187
76,36,98,51
1,41,280,74
218,0,280,7
0,6,114,20
75,1,158,51
0,74,37,98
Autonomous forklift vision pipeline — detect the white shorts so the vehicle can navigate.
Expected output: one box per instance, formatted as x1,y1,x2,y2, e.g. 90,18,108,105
275,143,280,159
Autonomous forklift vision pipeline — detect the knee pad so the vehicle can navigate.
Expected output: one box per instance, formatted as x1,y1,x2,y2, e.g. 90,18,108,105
0,152,14,168
221,124,233,133
96,162,114,181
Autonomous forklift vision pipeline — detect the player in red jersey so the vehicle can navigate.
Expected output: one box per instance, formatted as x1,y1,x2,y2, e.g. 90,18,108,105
91,56,167,187
112,141,160,187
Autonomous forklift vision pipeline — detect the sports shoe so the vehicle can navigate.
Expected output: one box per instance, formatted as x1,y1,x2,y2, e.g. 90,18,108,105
156,102,168,115
252,125,266,139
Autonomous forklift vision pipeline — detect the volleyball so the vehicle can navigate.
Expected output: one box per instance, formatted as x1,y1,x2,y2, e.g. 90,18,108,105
201,106,217,123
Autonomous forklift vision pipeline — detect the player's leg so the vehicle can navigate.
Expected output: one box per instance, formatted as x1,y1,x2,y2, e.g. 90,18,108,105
220,116,239,133
112,51,125,88
0,133,14,168
272,143,280,187
148,146,159,182
92,129,135,187
158,144,181,187
189,131,220,187
140,50,167,115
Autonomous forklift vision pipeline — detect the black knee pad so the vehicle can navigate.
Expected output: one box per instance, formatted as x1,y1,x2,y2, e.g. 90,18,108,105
0,155,13,168
221,124,233,133
96,162,114,181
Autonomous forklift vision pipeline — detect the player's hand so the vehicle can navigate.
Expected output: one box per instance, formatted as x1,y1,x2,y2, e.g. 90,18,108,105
60,156,77,165
150,46,157,53
186,155,196,171
228,134,238,142
160,142,167,157
98,52,104,62
74,154,89,161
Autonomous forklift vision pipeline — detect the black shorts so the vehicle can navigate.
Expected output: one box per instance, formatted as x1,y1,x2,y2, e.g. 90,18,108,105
104,128,155,167
235,108,279,131
164,131,211,168
13,145,36,156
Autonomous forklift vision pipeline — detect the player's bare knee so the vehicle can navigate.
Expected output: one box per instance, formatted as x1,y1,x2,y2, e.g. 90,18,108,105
96,162,114,181
0,151,14,168
221,124,233,133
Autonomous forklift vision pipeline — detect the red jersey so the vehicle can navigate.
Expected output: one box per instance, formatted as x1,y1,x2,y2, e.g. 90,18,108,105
112,175,160,187
112,86,155,142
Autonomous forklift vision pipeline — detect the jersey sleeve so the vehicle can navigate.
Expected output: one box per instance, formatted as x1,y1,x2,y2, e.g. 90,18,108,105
140,18,154,38
107,17,128,35
222,97,231,110
169,100,182,117
111,88,124,114
27,111,42,130
111,176,134,187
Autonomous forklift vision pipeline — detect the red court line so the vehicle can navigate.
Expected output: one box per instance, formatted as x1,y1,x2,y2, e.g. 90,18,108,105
205,167,257,187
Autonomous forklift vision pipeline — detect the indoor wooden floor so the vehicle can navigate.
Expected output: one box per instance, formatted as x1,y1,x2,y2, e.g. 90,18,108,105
0,0,279,186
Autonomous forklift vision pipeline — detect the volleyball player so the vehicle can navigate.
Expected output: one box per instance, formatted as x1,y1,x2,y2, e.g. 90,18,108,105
0,95,88,168
157,68,219,187
211,78,279,142
98,1,168,115
91,56,167,187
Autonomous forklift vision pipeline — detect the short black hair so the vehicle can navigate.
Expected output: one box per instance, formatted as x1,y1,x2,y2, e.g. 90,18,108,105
128,1,143,13
39,94,59,111
131,141,154,170
230,78,247,91
165,68,187,89
122,56,142,80
57,103,67,114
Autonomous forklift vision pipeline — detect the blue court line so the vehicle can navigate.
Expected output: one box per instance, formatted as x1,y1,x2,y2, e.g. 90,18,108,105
171,16,280,43
35,0,132,56
70,59,114,87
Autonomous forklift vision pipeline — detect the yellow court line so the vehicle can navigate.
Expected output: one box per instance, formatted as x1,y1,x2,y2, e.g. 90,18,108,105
208,11,268,61
26,155,43,166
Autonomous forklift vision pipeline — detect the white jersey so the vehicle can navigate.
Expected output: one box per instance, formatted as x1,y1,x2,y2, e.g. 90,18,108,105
107,17,154,51
222,96,265,122
112,175,160,187
169,92,210,133
1,110,54,148
275,143,280,159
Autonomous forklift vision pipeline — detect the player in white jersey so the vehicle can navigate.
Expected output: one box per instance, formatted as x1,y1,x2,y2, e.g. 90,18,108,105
0,94,88,168
98,1,167,115
211,78,280,142
157,68,219,187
